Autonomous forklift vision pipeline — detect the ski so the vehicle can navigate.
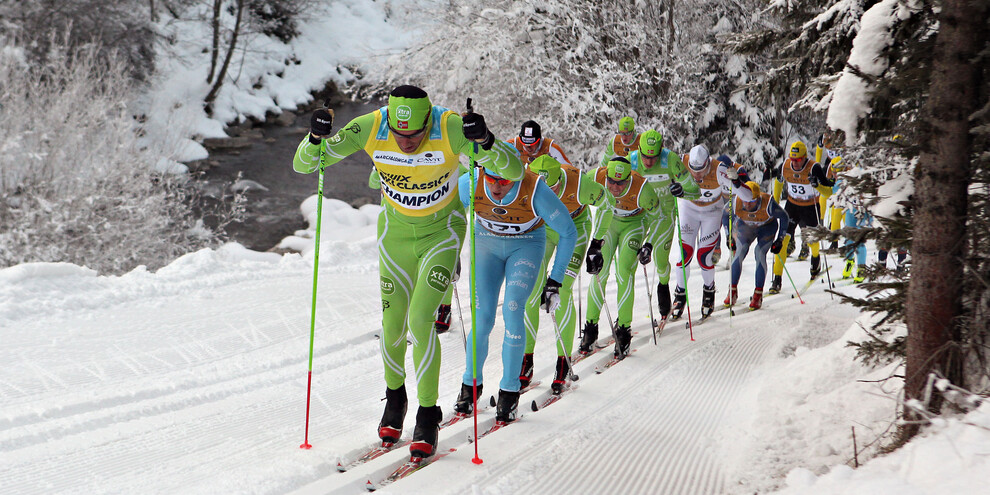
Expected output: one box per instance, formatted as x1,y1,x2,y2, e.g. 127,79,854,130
366,448,456,492
337,440,410,472
571,336,615,365
798,275,822,296
594,348,638,374
530,383,578,411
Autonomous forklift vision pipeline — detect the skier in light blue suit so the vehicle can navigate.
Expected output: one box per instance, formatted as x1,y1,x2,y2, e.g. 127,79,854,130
455,166,577,423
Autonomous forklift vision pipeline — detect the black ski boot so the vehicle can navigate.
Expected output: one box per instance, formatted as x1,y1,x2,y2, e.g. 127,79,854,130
797,243,810,261
495,389,520,423
671,286,687,320
768,275,783,295
434,304,451,334
614,324,632,358
378,384,407,445
657,282,671,318
453,382,481,415
578,321,599,355
519,353,534,389
701,283,715,318
810,255,821,278
551,356,570,395
409,405,442,459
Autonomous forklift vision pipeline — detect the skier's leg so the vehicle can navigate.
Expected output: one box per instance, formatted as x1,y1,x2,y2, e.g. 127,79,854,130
614,220,644,327
499,235,546,392
378,211,417,392
461,231,505,388
653,199,677,285
554,219,590,356
585,222,619,324
523,238,556,354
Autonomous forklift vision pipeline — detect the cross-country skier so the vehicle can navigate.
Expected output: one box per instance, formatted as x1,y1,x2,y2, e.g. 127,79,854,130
579,157,660,358
722,181,789,310
598,116,641,168
628,130,699,320
293,85,522,459
520,155,614,394
507,120,573,166
453,167,577,422
714,154,752,269
670,145,751,319
768,140,836,294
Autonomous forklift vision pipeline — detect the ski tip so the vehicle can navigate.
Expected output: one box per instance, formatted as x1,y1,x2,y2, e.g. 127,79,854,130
336,461,346,473
365,479,377,492
572,374,580,381
531,400,539,412
489,395,496,407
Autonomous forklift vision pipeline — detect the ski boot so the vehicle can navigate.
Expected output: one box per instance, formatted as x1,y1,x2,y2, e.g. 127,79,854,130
519,353,534,389
577,321,599,355
409,405,442,458
712,245,722,265
828,240,839,253
723,285,738,307
378,384,407,445
810,255,821,279
749,288,763,311
614,324,632,358
842,259,854,279
551,356,570,395
786,238,796,258
453,382,481,415
434,304,451,334
670,286,687,320
768,275,783,295
701,283,715,319
853,264,866,283
797,243,810,261
495,389,520,423
657,282,671,319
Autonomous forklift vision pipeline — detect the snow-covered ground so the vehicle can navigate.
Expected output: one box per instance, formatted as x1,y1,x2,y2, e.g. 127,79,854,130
2,199,987,495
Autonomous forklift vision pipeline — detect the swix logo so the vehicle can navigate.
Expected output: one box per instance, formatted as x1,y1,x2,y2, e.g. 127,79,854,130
380,277,395,295
493,207,508,215
427,265,451,292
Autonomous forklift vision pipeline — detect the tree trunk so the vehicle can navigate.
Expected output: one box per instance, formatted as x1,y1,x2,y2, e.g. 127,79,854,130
902,0,986,441
206,0,222,84
204,0,244,108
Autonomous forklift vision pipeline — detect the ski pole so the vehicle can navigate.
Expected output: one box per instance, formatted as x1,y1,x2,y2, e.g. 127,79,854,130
813,199,835,298
301,104,333,450
727,198,734,328
642,264,658,345
466,98,483,465
776,252,805,304
671,188,694,341
549,312,578,381
452,280,468,353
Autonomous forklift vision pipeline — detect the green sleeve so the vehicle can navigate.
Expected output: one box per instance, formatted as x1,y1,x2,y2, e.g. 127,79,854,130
669,152,702,201
577,173,614,239
368,168,381,189
292,113,376,174
447,113,523,181
639,183,661,245
598,137,616,168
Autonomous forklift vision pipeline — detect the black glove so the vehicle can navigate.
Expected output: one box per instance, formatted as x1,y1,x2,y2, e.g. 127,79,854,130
771,238,784,254
585,238,604,275
541,278,562,314
462,112,495,150
637,242,653,265
309,108,334,144
809,175,819,188
728,237,737,251
669,182,684,198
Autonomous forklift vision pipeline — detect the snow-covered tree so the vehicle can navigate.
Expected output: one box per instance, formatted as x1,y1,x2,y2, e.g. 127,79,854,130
372,0,777,173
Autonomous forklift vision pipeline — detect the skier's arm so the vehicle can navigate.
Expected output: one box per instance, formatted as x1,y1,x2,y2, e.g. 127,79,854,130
810,162,835,188
770,199,789,240
670,153,702,200
548,141,573,167
773,177,784,203
577,173,614,238
718,163,754,201
458,172,474,209
599,138,616,167
293,113,375,173
368,168,381,189
534,181,578,283
448,113,523,181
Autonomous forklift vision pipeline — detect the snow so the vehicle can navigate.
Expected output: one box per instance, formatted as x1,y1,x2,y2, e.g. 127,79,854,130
2,199,987,494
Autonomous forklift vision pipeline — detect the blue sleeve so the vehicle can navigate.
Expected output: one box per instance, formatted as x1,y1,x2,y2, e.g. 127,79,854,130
458,172,473,208
533,180,577,283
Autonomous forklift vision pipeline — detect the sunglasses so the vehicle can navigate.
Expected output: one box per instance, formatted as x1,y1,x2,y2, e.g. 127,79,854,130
606,177,630,186
619,131,635,137
484,174,513,186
